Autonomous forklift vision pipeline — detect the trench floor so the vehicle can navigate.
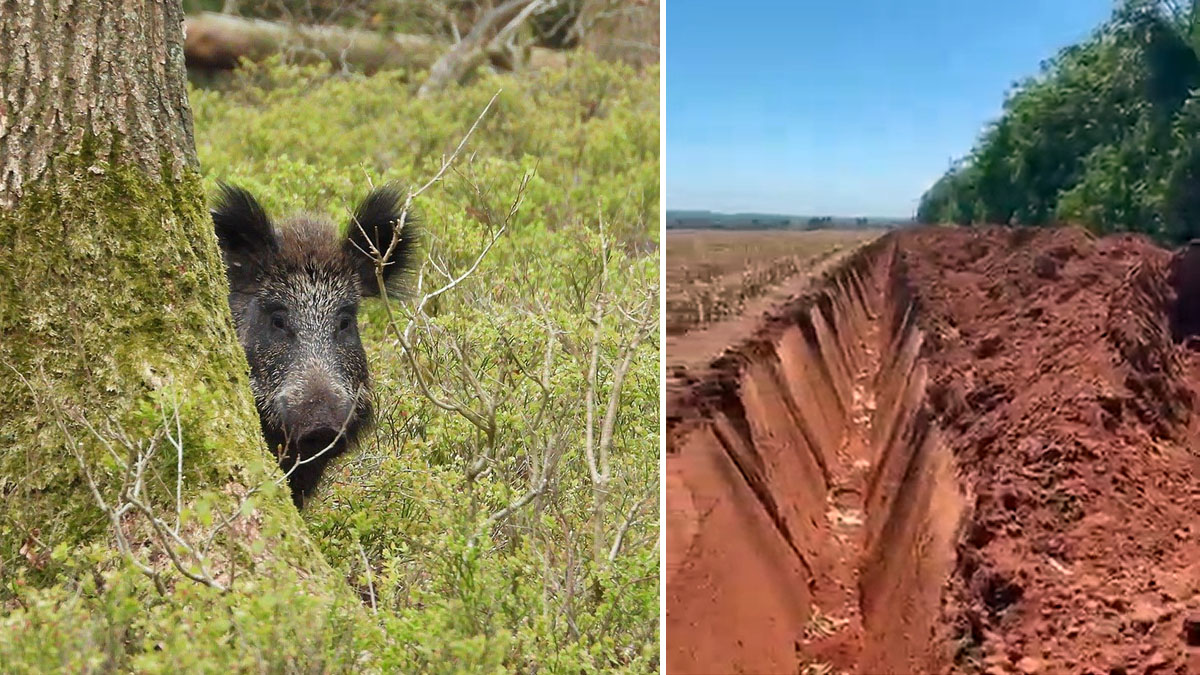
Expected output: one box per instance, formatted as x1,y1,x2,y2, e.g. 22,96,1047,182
797,293,883,671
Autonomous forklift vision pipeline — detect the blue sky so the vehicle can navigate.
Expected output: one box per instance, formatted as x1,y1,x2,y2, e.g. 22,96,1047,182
666,0,1114,218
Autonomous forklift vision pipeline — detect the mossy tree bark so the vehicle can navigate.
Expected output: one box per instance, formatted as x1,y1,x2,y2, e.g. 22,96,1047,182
0,0,351,607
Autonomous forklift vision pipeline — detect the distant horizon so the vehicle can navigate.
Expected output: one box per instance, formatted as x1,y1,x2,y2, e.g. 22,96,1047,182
668,210,913,218
666,0,1113,217
666,208,912,221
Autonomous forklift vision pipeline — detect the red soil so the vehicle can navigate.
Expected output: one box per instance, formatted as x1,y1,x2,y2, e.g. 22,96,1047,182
666,227,1200,674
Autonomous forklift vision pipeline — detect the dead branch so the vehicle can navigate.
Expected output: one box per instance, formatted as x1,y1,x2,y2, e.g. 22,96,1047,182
607,493,651,562
578,219,657,563
417,0,554,97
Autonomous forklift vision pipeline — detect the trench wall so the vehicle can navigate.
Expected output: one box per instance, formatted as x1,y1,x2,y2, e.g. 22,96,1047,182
665,236,964,673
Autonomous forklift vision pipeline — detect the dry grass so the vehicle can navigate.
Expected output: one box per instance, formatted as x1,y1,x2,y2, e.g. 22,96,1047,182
665,229,882,335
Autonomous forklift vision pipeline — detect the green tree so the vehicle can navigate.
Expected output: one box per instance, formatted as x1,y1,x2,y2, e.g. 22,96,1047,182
919,0,1200,243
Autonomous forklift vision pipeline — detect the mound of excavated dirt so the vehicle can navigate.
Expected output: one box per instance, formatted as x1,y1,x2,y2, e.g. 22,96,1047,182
666,226,1200,674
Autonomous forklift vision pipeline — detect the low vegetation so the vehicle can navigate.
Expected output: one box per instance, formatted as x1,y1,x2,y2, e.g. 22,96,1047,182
0,54,659,672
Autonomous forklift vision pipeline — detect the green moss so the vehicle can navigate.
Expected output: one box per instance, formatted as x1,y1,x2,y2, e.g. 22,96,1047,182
2,141,244,557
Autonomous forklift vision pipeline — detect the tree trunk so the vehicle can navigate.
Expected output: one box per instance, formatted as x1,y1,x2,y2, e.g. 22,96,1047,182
0,0,351,616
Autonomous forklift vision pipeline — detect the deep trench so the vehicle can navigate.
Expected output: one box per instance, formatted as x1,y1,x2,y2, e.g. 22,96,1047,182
666,240,964,674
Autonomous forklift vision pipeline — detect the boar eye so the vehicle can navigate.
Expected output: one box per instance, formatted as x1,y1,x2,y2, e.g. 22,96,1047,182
269,310,289,332
338,314,354,332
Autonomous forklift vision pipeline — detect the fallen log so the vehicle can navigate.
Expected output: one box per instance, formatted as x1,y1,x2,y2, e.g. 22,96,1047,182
184,11,444,74
184,11,569,80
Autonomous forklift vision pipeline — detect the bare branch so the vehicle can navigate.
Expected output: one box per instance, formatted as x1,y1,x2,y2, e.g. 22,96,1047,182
358,540,377,613
417,0,552,98
608,494,651,563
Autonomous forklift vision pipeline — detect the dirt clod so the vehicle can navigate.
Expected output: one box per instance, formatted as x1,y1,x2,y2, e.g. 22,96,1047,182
1033,254,1059,279
1184,616,1200,646
1016,655,1044,673
1143,650,1170,672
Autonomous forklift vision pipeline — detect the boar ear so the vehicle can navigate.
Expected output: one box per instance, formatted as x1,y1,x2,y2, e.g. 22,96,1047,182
211,183,277,268
345,184,420,297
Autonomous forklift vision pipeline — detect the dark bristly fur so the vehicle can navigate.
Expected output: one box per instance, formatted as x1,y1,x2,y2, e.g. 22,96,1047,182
211,182,420,507
346,184,421,297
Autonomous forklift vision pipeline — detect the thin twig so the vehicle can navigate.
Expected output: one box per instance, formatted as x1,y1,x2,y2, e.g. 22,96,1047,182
358,540,377,613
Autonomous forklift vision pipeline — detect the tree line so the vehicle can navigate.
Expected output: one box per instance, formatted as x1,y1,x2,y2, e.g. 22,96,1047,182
918,0,1200,244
